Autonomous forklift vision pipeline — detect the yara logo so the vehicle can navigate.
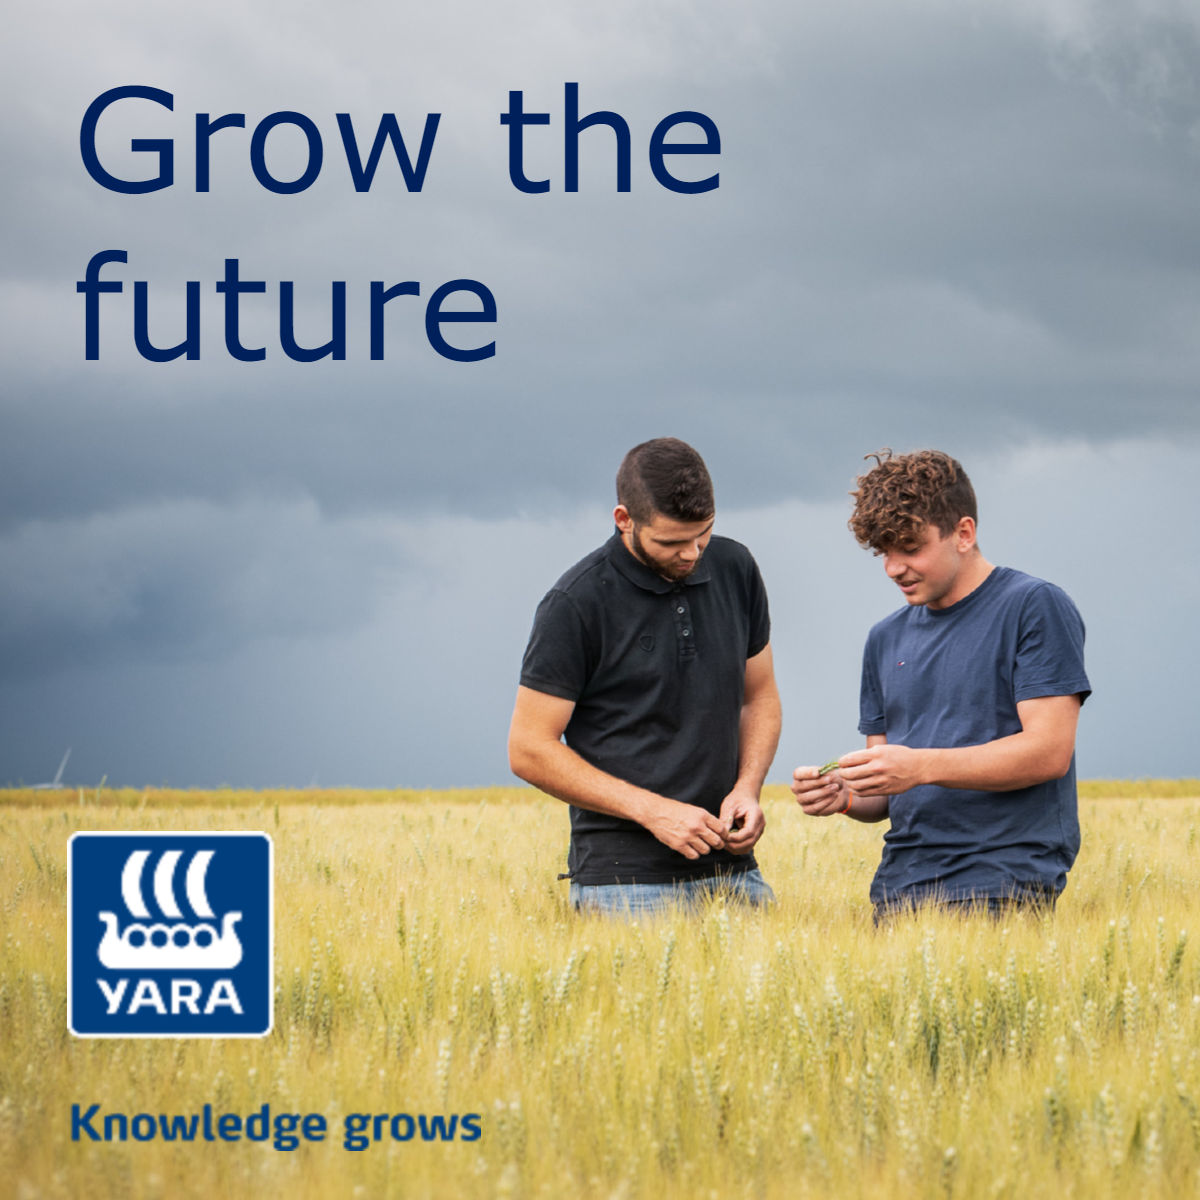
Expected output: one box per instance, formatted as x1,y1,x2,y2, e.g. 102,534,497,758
98,849,243,971
70,831,272,1037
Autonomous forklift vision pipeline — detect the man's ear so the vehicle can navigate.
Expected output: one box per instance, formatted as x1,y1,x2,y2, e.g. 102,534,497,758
955,515,978,553
613,505,634,534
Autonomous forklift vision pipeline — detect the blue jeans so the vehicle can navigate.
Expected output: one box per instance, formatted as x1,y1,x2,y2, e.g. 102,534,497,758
570,867,775,918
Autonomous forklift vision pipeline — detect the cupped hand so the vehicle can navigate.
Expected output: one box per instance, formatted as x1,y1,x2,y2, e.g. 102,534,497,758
791,764,849,817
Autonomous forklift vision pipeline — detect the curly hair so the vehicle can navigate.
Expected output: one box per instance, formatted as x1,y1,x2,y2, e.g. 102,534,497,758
849,449,977,552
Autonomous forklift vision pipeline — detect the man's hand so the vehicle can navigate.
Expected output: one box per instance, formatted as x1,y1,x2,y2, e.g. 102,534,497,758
719,790,766,854
837,743,926,796
644,800,731,860
791,766,849,816
792,736,892,823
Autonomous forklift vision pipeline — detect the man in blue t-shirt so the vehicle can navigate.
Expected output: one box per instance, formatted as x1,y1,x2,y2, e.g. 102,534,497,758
791,450,1091,911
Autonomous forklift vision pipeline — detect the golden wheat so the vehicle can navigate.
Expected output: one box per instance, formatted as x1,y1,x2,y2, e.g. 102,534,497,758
2,790,1200,1199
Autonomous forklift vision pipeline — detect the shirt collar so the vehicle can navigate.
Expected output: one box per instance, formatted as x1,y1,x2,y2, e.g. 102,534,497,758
924,564,1002,618
604,529,712,594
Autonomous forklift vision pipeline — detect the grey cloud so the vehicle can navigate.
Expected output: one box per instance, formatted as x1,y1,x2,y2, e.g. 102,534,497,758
1024,0,1200,136
0,498,402,676
4,0,1200,784
4,439,1197,787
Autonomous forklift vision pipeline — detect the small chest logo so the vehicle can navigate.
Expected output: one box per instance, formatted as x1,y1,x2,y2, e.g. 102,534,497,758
639,634,655,651
69,832,273,1038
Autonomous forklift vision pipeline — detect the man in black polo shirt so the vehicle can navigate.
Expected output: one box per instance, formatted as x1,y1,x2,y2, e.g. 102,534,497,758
508,438,782,916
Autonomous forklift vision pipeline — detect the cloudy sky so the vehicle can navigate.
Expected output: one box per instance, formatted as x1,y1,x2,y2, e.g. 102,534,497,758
3,0,1199,788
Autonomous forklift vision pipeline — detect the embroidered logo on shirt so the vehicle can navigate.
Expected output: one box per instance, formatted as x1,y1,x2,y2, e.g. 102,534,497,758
639,635,655,652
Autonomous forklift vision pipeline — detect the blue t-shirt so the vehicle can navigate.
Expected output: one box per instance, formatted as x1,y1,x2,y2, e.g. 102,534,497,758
859,566,1091,905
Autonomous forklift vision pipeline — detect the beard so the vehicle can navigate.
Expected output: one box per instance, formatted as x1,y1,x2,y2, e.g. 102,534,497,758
630,525,702,582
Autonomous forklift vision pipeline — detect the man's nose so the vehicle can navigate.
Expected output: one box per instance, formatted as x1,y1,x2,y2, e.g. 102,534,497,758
680,540,702,560
884,553,906,578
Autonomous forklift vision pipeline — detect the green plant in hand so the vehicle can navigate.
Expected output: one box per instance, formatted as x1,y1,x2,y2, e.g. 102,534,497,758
818,759,841,776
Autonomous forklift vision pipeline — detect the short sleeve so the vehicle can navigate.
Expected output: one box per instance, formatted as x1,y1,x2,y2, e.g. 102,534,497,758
1012,584,1092,705
746,555,771,658
858,631,887,736
519,590,594,702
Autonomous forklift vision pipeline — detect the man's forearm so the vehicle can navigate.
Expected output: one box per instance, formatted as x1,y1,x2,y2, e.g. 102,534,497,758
510,735,667,824
509,725,732,861
840,697,1081,798
843,735,1073,799
735,688,782,794
918,732,1073,792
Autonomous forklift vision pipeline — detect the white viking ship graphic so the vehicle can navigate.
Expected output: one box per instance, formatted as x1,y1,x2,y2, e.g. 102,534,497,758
97,849,243,970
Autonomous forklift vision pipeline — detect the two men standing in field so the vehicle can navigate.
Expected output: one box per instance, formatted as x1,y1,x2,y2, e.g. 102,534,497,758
510,440,1090,917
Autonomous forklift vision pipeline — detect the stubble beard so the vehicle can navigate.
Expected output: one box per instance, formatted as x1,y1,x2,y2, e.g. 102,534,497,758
630,525,702,582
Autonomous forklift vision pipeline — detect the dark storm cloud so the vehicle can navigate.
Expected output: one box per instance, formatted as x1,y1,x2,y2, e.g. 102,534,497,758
3,0,1200,784
5,440,1198,788
0,499,402,676
5,0,1200,529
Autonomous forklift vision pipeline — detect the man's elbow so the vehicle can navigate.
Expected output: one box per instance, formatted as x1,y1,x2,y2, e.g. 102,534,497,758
508,735,534,783
1049,748,1075,781
1035,742,1075,784
508,731,548,786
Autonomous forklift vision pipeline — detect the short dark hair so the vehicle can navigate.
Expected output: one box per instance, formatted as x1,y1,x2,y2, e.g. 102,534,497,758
616,438,715,524
849,449,977,551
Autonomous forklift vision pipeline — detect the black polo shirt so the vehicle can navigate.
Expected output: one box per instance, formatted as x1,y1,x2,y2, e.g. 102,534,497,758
519,531,771,885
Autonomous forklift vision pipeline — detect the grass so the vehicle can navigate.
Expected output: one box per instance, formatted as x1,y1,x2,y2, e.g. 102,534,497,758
4,779,1198,809
2,789,1200,1198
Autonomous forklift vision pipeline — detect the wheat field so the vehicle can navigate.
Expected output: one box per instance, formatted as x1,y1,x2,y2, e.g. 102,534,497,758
3,787,1200,1199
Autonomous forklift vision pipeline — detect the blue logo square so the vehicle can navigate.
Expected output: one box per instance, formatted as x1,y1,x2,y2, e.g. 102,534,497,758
68,832,273,1038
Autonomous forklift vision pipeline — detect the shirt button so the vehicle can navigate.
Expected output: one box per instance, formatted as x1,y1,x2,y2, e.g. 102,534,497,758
682,629,690,636
677,607,685,614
